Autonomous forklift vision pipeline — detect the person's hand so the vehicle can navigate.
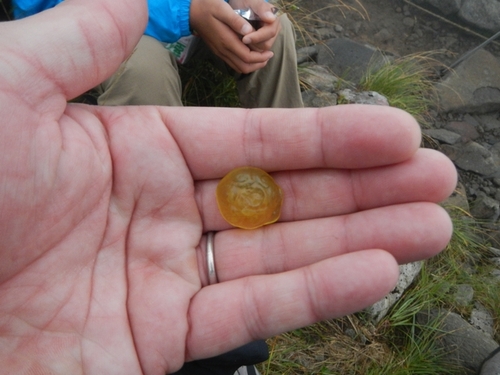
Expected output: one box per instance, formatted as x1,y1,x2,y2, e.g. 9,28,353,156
229,0,282,52
190,0,276,73
0,0,457,374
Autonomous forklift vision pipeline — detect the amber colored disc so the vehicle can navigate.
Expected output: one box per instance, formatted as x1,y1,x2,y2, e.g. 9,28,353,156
216,167,283,229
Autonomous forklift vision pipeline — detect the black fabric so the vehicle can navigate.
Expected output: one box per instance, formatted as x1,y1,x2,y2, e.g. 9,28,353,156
246,365,257,375
0,0,12,21
170,340,268,375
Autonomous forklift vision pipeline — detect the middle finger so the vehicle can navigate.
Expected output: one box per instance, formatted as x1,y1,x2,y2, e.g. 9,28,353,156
195,148,456,231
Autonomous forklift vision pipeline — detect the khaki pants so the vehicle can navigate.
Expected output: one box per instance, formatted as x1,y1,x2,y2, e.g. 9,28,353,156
96,15,303,108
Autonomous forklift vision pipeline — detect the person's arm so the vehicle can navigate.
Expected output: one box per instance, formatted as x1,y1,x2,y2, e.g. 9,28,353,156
145,0,278,73
145,0,192,43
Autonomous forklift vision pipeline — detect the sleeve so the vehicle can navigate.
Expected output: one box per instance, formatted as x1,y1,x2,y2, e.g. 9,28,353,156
145,0,193,43
12,0,63,19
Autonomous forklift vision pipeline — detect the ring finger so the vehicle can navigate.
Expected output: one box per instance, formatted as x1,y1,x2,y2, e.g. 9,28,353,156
208,201,452,284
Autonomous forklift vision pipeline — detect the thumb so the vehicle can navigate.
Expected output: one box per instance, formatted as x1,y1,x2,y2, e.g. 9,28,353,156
0,0,147,105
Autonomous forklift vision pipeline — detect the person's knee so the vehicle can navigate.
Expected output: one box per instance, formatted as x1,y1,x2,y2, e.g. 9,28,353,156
99,36,182,106
277,14,295,42
121,36,177,86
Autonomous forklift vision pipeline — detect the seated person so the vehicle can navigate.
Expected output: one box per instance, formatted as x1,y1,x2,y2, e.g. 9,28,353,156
13,0,304,108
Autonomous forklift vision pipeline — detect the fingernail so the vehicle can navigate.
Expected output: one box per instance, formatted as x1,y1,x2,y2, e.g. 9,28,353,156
264,11,277,20
241,23,253,35
242,36,251,44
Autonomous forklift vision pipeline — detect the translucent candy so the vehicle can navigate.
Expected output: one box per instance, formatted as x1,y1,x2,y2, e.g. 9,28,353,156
216,167,283,229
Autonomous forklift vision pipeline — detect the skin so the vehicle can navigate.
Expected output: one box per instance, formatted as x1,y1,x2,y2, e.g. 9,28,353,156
0,0,457,374
190,0,280,73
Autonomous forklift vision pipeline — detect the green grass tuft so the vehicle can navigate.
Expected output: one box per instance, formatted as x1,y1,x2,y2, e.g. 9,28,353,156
358,52,443,126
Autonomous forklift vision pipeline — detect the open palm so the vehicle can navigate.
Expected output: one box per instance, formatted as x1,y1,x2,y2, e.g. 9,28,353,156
0,0,457,374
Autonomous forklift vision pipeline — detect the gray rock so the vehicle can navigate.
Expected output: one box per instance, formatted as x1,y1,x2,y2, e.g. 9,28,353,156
439,35,459,50
423,128,462,144
413,0,462,15
373,28,393,45
452,141,500,177
454,284,474,306
402,17,415,28
470,302,495,338
301,90,338,108
489,247,500,257
478,114,500,131
436,49,500,114
479,347,500,375
299,65,338,92
317,38,390,84
366,262,422,323
314,27,336,40
473,87,500,111
463,113,481,128
366,293,398,324
416,0,500,35
337,89,389,106
493,189,500,202
444,121,480,142
470,193,500,221
403,4,411,17
459,0,500,34
493,143,500,162
334,24,344,33
296,46,318,64
417,309,499,372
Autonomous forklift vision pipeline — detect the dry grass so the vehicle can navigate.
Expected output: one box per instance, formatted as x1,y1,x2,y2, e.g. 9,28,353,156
261,317,391,375
274,0,368,47
259,200,499,374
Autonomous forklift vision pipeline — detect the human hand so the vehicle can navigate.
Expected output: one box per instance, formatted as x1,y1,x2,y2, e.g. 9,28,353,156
0,0,457,374
230,0,282,52
190,0,274,73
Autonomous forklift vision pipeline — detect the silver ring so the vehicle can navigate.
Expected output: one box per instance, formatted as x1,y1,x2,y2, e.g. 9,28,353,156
206,232,218,285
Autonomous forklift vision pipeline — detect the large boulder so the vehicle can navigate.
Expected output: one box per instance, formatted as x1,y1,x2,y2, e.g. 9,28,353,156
436,49,500,114
459,0,500,33
413,0,462,15
316,38,389,84
417,310,499,372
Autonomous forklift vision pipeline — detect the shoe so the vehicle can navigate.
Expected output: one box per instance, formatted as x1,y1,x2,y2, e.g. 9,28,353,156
234,365,262,375
478,346,500,375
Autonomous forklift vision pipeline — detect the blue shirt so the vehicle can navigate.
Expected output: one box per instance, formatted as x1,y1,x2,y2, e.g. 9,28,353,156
12,0,193,43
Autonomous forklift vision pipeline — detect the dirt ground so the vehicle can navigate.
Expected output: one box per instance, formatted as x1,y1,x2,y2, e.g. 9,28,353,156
299,0,500,67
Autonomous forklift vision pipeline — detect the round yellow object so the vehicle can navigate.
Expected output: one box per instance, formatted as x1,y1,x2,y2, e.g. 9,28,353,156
216,167,283,229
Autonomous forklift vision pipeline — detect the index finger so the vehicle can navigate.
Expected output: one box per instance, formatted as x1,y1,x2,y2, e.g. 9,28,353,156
165,105,421,180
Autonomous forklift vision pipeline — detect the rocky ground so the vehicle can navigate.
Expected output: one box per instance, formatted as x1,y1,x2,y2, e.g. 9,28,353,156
296,0,500,219
296,0,500,238
292,0,500,373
